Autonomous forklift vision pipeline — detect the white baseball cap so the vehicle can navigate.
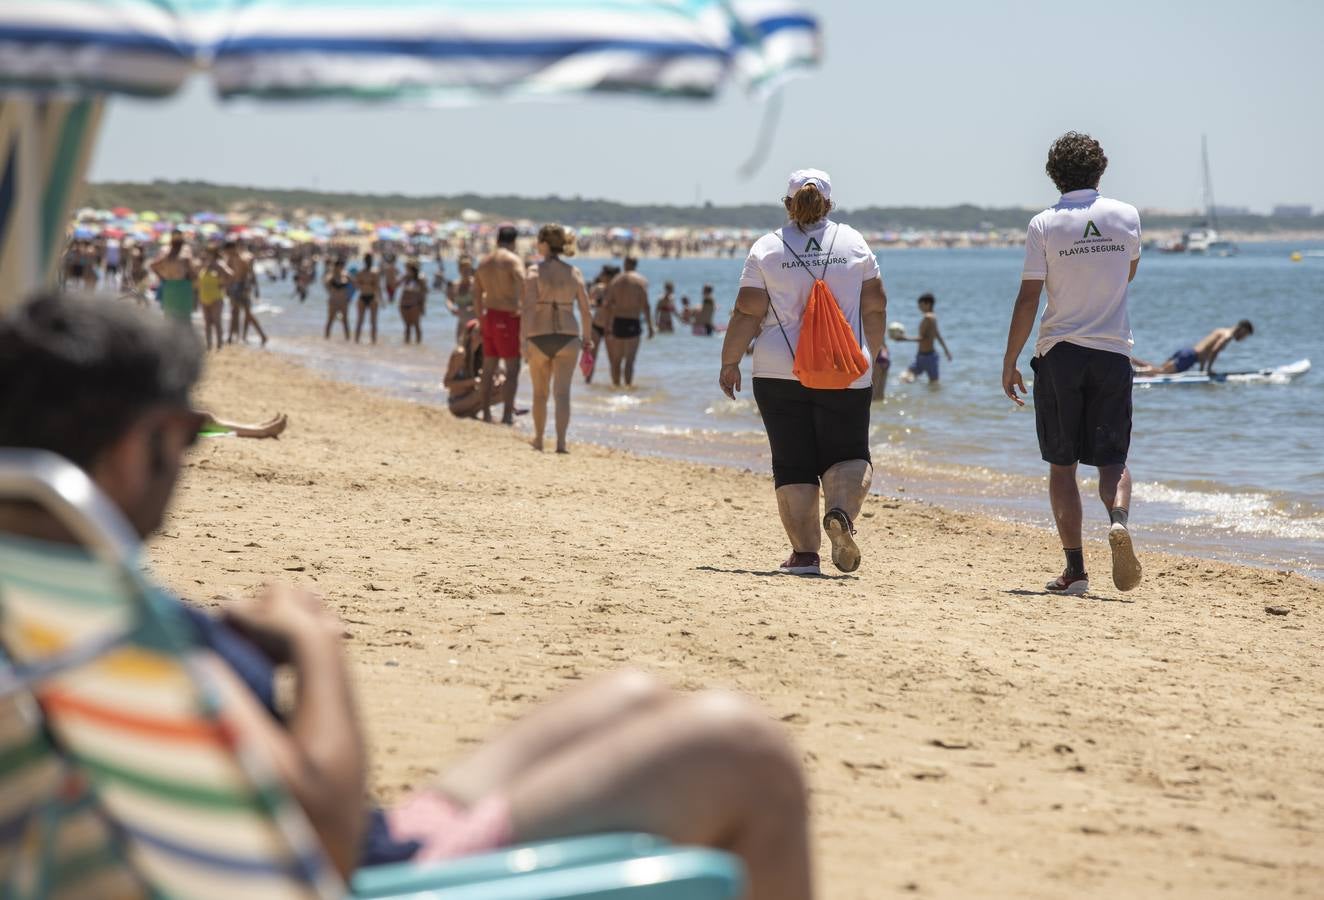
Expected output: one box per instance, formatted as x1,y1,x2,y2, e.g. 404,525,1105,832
786,168,832,202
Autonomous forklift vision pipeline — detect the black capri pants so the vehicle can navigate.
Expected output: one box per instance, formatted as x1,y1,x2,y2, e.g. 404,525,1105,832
752,377,873,487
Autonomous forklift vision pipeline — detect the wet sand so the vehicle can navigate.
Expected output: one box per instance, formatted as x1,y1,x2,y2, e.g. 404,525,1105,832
149,348,1323,899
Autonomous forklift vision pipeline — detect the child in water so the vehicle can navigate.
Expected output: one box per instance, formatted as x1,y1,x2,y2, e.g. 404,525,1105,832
899,293,952,383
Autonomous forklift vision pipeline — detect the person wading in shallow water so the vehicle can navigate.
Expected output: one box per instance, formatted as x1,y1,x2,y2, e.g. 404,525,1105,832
473,224,525,424
1001,131,1143,595
602,257,652,387
719,169,887,577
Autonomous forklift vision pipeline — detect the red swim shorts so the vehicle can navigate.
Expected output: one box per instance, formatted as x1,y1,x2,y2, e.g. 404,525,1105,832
482,309,520,359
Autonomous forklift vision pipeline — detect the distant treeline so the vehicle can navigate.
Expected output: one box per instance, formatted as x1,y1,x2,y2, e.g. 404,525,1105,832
83,180,1324,233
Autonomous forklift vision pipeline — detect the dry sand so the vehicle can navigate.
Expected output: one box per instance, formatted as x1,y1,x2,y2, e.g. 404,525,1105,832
149,348,1323,899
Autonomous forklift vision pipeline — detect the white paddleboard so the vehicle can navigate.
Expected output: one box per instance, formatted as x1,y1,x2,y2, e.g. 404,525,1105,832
1134,358,1311,386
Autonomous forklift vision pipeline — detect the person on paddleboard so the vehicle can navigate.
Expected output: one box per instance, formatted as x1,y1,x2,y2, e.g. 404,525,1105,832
1133,320,1253,377
1001,132,1144,596
719,169,888,576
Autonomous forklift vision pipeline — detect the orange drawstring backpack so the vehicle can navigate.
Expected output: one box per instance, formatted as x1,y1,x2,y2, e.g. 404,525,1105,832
769,225,870,389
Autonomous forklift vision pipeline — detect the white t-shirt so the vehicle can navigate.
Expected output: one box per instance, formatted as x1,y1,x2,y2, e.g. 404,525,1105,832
1022,189,1141,359
739,218,880,389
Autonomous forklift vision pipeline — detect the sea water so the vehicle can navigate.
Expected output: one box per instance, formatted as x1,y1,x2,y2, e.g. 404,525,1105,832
244,240,1324,578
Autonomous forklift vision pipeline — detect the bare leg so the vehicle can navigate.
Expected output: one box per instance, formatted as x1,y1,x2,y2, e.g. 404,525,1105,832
339,310,349,340
1049,463,1083,549
1098,464,1131,513
503,690,813,900
820,461,872,573
775,484,822,554
606,336,623,386
245,310,267,346
437,670,668,806
369,304,378,343
622,337,641,386
325,308,335,339
500,357,521,425
820,460,872,521
354,303,366,343
527,348,552,451
478,355,501,423
201,412,288,439
551,341,578,452
228,302,240,343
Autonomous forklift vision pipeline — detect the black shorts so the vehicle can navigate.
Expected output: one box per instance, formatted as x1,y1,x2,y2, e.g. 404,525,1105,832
611,317,642,339
752,377,872,487
1031,341,1132,467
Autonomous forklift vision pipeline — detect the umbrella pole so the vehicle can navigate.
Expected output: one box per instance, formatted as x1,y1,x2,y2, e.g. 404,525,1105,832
38,98,104,290
0,97,104,313
0,97,41,312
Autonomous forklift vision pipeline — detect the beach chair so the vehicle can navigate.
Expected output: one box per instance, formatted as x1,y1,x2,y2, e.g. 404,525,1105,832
0,449,744,899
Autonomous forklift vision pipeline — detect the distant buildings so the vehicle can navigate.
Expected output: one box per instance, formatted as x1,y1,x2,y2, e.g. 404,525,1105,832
1211,204,1250,216
1271,204,1313,218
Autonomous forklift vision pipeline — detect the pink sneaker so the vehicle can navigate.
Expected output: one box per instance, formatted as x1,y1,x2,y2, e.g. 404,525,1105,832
1045,570,1089,595
779,552,821,576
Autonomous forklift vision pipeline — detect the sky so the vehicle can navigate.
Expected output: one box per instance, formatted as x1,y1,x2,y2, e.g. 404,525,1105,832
90,0,1324,212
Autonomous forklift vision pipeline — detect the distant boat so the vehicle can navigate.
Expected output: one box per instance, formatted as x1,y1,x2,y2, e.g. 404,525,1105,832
1182,136,1238,257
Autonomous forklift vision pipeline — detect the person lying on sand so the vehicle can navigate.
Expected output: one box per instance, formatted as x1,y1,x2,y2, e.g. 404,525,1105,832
0,291,814,900
200,411,288,439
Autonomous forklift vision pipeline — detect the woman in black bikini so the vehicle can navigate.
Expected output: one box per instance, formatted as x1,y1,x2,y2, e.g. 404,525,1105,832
324,257,352,340
398,261,427,344
584,265,617,384
521,224,594,452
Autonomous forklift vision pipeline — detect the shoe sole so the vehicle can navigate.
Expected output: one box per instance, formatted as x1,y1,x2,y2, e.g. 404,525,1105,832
1109,526,1142,591
780,565,821,576
823,512,861,573
1046,579,1089,596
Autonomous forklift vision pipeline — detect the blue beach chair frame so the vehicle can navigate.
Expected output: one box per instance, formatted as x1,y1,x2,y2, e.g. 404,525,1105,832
0,449,744,899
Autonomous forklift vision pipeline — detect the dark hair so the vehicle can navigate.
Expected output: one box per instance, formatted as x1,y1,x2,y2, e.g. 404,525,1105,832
0,292,202,471
223,239,237,250
787,184,831,227
364,252,374,267
1045,132,1108,193
664,281,674,292
918,293,935,307
496,225,518,246
623,257,639,271
406,261,420,279
1237,318,1254,335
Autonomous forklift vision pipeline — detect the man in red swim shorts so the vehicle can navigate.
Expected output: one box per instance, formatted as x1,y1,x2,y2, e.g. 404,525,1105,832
473,224,526,424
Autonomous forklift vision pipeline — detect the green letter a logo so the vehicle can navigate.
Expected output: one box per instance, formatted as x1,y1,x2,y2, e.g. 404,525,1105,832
1082,220,1102,238
805,237,822,253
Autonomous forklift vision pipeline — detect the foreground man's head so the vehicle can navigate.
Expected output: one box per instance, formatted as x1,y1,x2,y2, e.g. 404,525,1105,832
0,292,204,537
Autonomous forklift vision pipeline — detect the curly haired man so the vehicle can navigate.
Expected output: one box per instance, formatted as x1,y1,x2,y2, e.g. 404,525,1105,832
1000,132,1144,596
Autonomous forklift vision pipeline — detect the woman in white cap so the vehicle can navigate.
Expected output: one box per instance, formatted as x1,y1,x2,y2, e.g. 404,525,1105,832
718,169,888,575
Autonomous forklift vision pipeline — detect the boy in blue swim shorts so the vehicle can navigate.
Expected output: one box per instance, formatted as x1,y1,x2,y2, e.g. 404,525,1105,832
899,293,952,383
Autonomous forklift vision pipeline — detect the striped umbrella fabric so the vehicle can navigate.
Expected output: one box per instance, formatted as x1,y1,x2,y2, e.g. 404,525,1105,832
0,1,819,101
0,0,818,310
211,0,818,101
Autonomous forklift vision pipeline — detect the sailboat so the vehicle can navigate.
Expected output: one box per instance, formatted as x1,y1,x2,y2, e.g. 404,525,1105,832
1182,135,1238,256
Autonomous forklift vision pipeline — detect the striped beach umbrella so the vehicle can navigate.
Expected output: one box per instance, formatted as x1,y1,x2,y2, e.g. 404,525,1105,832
0,0,820,308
